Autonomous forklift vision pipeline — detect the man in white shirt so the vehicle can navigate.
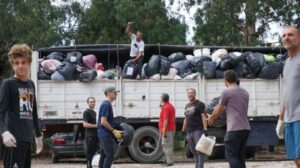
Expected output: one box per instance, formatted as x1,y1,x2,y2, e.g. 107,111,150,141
126,22,145,78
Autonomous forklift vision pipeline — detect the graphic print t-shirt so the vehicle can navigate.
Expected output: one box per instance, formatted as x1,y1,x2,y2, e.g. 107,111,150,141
0,78,41,142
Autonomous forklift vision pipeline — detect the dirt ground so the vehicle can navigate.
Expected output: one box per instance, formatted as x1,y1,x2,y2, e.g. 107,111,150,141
29,159,295,168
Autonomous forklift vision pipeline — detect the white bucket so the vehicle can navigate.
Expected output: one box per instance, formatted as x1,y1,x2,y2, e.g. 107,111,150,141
195,134,216,156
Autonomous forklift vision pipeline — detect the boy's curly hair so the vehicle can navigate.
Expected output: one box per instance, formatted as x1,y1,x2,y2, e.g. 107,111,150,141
8,44,32,64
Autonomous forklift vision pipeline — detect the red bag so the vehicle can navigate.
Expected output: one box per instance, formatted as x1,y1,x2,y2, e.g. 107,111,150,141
96,63,105,71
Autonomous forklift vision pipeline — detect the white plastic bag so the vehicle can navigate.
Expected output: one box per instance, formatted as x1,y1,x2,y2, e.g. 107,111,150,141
195,134,216,156
194,48,211,57
92,154,100,167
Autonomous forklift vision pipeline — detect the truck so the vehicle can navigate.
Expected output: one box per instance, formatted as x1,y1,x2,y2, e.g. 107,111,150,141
31,44,283,163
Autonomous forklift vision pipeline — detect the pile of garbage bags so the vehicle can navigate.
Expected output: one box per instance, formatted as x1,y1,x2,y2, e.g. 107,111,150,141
140,48,287,80
38,52,117,82
205,97,226,127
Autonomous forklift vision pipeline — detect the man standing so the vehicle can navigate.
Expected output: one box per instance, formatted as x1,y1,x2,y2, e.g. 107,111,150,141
276,26,300,168
83,97,98,168
182,88,207,168
0,44,43,168
207,70,250,168
126,21,145,78
98,86,122,168
159,93,176,167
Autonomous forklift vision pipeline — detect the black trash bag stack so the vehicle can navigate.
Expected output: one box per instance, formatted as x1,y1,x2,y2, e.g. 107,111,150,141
275,53,288,74
215,70,224,79
206,97,226,127
234,62,244,78
228,52,243,66
218,57,234,71
145,55,160,76
193,56,212,73
79,70,97,82
65,52,83,65
38,69,51,80
122,60,139,79
160,56,171,75
51,71,65,81
202,61,216,79
171,60,192,77
168,52,186,63
46,52,65,62
57,62,78,80
243,52,265,75
259,62,280,79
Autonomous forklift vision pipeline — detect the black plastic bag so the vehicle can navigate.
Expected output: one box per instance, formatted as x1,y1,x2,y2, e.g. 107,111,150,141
234,62,244,78
168,52,186,63
79,70,97,82
171,60,191,76
243,52,265,74
160,56,171,75
65,52,83,65
203,61,216,79
193,56,212,73
122,60,139,79
145,55,160,76
218,57,234,71
51,71,65,81
228,52,243,66
38,69,51,80
205,97,226,127
46,52,65,62
215,70,224,79
258,63,280,79
58,62,77,80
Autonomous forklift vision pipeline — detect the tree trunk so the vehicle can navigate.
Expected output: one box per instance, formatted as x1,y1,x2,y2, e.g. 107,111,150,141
244,0,257,45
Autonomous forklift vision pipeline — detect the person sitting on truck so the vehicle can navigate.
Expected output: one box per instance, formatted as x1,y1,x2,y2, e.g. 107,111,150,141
159,93,176,167
83,97,98,168
126,21,145,79
0,44,43,168
207,70,250,168
182,88,207,168
276,26,300,168
98,86,122,168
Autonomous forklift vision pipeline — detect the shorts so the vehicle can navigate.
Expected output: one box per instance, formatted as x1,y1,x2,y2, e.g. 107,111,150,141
285,120,300,159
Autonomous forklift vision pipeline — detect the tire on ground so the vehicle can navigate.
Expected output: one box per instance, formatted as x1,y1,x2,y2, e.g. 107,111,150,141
128,126,163,163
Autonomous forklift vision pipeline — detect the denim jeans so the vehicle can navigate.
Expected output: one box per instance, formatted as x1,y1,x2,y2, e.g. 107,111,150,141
187,130,206,168
99,136,115,168
224,130,250,168
132,56,144,77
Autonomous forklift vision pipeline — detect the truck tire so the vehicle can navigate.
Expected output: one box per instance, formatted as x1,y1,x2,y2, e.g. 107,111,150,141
128,126,163,163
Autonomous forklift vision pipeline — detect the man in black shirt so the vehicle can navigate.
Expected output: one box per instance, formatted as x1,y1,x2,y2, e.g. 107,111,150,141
0,44,43,168
83,97,98,168
182,88,207,168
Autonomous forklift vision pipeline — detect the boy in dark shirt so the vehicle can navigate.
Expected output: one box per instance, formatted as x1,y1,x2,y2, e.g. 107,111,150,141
83,97,98,168
0,44,43,168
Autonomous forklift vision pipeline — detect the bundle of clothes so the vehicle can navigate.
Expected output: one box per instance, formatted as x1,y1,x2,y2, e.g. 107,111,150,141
38,52,117,82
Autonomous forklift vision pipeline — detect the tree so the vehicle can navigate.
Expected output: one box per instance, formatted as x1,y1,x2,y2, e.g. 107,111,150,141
0,0,83,80
76,0,187,45
186,0,300,46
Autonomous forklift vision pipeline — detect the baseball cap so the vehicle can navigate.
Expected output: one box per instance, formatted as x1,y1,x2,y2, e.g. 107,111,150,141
103,86,119,93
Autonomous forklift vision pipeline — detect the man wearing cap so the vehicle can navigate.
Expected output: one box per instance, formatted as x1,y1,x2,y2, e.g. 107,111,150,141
98,86,122,168
159,93,176,167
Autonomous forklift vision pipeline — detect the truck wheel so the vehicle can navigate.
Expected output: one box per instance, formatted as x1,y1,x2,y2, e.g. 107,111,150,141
51,152,59,163
185,142,193,158
128,126,163,163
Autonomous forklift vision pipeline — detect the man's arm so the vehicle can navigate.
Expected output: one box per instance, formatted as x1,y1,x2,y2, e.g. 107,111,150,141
0,81,9,135
182,118,187,132
126,22,133,38
201,113,208,130
83,121,97,128
133,52,142,64
279,103,285,121
207,104,225,126
101,116,115,132
162,119,169,137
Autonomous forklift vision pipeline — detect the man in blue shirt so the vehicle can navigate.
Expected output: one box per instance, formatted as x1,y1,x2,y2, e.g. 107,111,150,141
98,86,122,168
